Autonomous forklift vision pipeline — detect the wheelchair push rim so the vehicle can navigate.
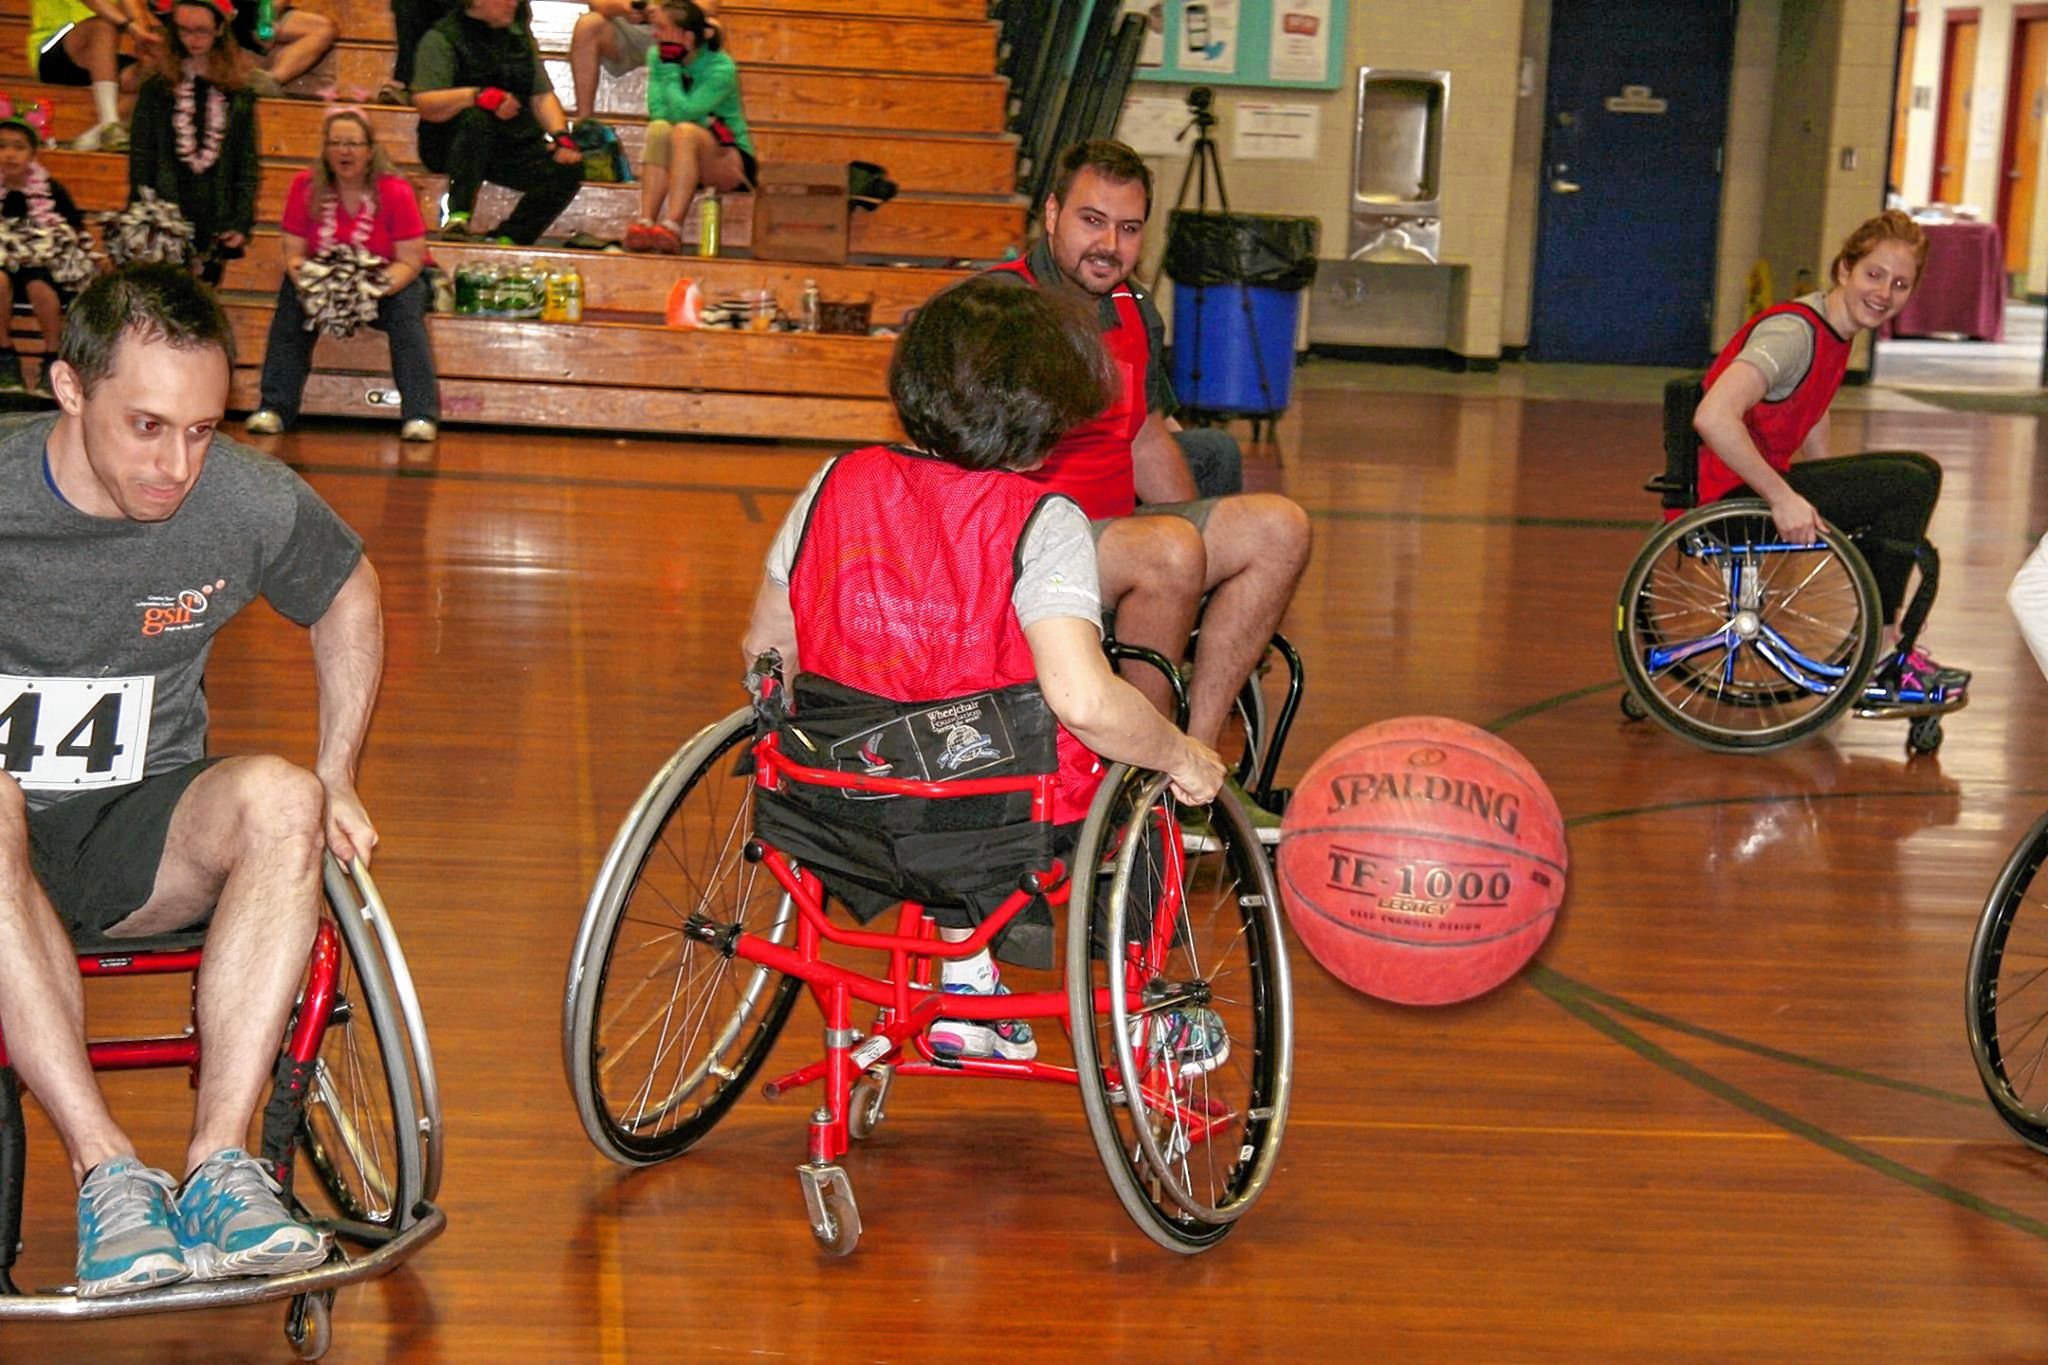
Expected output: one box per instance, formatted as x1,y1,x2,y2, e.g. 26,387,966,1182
1614,498,1882,752
1066,766,1294,1253
1967,808,2048,1153
564,707,800,1166
294,856,433,1237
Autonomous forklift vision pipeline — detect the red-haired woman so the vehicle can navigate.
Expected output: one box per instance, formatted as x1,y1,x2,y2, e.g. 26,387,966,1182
1692,208,1966,701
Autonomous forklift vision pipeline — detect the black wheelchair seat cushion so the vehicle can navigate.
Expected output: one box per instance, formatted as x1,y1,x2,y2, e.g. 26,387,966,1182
754,673,1067,965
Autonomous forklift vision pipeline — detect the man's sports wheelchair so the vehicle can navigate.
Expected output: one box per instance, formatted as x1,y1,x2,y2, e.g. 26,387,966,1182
1614,377,1964,757
563,653,1296,1256
0,856,444,1359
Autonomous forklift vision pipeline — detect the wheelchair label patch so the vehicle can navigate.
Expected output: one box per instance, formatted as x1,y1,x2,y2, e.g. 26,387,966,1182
0,674,154,791
827,692,1019,800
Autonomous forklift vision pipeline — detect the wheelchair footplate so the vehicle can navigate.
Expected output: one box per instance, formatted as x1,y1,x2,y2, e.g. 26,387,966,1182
1854,680,1970,723
0,1207,446,1324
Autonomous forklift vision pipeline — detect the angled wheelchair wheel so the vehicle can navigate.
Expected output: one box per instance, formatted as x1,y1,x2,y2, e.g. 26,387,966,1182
1066,766,1293,1253
290,861,430,1237
1967,810,2048,1153
1615,498,1882,752
564,707,801,1166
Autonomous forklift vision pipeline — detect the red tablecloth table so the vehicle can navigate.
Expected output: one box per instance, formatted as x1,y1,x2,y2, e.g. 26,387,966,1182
1882,219,2006,341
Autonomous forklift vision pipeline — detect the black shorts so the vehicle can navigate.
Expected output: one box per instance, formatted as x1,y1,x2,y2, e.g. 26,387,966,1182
27,758,222,939
35,26,136,86
4,267,65,300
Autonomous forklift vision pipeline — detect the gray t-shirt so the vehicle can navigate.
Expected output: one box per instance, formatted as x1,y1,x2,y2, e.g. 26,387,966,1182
0,415,364,809
1736,292,1833,402
766,456,1103,631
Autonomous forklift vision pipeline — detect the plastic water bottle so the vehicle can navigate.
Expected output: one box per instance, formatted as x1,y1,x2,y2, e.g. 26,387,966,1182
255,0,276,44
800,278,820,333
698,191,720,257
562,265,584,323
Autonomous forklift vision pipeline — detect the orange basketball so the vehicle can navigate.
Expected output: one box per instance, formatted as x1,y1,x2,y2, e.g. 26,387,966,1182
1276,717,1567,1006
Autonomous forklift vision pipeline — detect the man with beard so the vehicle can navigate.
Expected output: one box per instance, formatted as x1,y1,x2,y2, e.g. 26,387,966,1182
987,139,1310,837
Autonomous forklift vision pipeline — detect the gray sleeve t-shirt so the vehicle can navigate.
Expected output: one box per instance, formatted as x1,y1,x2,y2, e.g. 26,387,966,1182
1734,292,1829,402
0,416,364,809
765,456,1104,632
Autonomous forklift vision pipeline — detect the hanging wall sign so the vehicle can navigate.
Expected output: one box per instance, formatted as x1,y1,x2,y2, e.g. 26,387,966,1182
1603,84,1669,115
1135,0,1347,90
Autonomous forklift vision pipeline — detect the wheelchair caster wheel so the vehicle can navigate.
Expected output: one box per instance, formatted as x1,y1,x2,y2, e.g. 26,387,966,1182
1619,690,1647,722
286,1290,334,1361
847,1067,894,1141
797,1161,860,1256
1907,716,1944,756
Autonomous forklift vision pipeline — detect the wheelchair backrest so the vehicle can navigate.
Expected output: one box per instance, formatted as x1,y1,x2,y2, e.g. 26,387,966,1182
1651,373,1706,511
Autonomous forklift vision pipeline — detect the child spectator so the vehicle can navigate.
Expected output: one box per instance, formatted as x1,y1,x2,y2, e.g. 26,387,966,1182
0,111,86,392
247,107,439,440
128,0,259,284
27,0,152,149
623,0,750,254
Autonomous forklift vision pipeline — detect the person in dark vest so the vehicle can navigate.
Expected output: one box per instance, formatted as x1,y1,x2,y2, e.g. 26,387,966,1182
1692,209,1967,703
985,139,1310,841
128,0,260,285
740,276,1229,1067
409,0,581,244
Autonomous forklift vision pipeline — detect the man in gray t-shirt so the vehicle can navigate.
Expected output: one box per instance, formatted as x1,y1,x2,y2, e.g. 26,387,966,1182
0,267,383,1299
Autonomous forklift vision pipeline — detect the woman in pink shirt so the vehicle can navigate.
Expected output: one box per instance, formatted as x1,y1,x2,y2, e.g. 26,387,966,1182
247,106,441,441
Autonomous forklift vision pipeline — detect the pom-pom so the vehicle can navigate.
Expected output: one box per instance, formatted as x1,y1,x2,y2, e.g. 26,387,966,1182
0,215,100,289
297,244,387,339
99,188,197,268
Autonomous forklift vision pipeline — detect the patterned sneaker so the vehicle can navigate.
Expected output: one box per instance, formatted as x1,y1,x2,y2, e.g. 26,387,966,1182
75,1159,188,1298
1130,1007,1230,1079
1890,645,1971,691
175,1149,329,1281
928,957,1037,1061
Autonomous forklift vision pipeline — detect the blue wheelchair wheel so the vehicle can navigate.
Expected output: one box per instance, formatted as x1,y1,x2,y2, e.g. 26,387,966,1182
1968,809,2048,1153
1615,499,1882,752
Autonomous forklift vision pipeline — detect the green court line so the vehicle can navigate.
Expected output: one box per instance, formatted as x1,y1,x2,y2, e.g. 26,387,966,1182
1527,964,1979,1108
1482,681,1622,733
1529,969,2048,1242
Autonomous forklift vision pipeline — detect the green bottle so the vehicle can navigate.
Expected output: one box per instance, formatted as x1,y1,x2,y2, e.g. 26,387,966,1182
255,0,275,44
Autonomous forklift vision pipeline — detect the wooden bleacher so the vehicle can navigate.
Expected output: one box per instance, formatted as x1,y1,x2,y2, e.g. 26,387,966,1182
0,0,1025,439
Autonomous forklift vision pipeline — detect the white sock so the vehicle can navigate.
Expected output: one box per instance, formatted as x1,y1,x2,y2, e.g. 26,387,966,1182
939,939,995,992
92,80,118,128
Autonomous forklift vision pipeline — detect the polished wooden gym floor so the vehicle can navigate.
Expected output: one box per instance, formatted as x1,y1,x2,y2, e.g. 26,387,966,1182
10,364,2048,1359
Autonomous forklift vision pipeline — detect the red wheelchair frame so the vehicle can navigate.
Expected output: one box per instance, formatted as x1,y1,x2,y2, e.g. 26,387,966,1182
0,859,445,1359
566,671,1292,1257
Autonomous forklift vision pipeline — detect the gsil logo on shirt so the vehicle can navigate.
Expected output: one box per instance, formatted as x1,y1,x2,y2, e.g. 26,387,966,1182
135,580,227,637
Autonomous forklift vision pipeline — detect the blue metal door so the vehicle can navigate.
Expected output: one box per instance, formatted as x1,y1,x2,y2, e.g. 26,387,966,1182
1529,0,1735,364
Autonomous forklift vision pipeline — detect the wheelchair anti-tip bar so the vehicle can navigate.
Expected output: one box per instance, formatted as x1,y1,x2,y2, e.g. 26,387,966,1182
0,1204,445,1322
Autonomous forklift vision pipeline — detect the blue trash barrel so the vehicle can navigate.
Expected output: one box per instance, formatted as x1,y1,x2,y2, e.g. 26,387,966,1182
1170,284,1302,415
1162,210,1319,418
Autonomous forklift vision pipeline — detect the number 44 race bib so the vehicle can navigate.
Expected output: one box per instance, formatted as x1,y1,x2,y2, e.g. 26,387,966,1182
0,675,153,791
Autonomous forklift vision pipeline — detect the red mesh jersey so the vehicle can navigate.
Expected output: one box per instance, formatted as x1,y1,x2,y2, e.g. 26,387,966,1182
788,444,1104,823
1693,299,1851,511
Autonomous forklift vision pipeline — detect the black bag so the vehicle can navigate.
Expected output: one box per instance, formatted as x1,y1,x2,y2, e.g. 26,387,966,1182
753,674,1061,961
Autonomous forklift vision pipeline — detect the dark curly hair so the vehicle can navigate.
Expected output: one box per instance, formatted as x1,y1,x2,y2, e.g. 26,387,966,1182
889,276,1114,472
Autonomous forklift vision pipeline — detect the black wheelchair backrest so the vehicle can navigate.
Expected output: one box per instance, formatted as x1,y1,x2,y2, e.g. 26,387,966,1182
1650,373,1706,511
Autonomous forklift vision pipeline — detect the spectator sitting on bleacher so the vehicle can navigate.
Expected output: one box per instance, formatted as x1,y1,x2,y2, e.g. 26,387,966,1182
214,0,336,96
412,0,583,244
381,0,528,106
565,0,716,135
246,106,439,440
0,111,84,392
128,0,258,284
27,0,153,151
622,0,749,255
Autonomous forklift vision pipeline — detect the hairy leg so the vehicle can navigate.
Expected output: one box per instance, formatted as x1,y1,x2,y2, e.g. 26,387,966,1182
1185,494,1310,746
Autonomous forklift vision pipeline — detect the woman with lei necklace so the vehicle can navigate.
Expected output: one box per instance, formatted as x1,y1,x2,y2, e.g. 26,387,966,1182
248,106,440,441
0,110,86,393
127,0,258,284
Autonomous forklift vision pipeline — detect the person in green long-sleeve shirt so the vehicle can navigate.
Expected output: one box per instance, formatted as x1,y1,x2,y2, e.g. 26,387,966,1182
623,0,754,254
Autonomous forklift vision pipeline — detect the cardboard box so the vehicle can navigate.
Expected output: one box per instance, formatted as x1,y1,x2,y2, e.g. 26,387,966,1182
752,161,850,265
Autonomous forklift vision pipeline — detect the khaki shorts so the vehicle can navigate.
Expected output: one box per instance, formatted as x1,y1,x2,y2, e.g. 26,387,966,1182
1088,497,1221,543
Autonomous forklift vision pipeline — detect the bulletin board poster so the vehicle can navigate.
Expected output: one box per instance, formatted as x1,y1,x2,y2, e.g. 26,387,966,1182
1128,0,1345,90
